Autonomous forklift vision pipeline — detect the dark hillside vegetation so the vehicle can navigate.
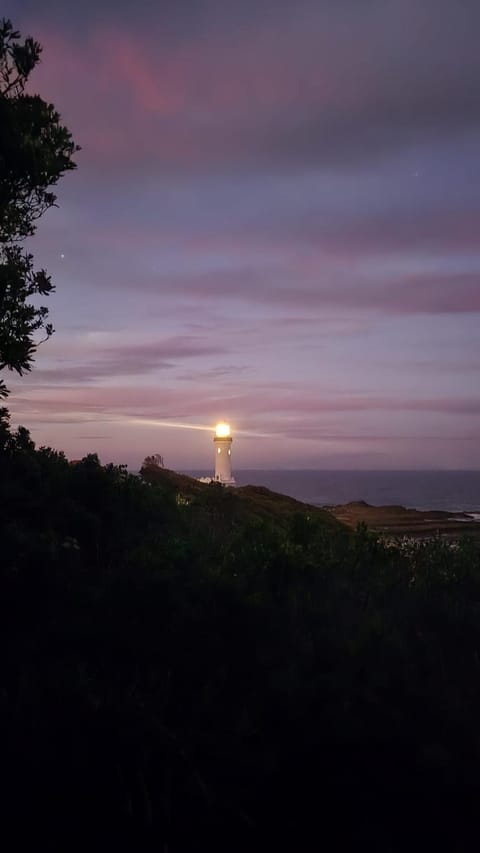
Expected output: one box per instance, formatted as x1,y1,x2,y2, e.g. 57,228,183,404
1,415,480,850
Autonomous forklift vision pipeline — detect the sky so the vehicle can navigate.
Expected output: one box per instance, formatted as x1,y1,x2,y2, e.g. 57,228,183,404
7,0,480,469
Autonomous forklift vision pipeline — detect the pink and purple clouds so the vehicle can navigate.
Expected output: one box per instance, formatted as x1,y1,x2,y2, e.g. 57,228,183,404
8,0,480,469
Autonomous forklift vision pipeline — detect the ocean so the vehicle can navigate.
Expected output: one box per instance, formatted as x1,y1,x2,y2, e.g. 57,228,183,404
186,470,480,513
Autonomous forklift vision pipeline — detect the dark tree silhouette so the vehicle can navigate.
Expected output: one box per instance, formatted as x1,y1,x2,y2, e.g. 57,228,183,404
142,453,165,470
0,18,78,396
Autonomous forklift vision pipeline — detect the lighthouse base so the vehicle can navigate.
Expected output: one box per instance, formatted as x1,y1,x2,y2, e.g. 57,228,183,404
216,475,236,486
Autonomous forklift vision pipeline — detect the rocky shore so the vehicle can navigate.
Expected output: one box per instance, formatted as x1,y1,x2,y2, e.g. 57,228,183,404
326,500,480,540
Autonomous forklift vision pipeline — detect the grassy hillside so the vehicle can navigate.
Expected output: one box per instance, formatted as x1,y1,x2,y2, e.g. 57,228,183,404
145,464,345,530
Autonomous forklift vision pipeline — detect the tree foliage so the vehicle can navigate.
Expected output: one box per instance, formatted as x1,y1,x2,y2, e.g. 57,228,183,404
142,452,165,470
0,18,78,396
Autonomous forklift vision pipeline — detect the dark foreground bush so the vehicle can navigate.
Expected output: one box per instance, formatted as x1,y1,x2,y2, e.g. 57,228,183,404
1,420,480,850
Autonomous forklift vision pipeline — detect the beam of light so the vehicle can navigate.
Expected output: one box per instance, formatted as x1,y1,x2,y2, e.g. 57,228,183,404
126,416,275,439
11,407,276,439
128,417,218,432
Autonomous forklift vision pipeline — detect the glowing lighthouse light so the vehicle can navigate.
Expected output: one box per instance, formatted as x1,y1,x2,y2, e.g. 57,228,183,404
215,422,230,438
213,421,235,485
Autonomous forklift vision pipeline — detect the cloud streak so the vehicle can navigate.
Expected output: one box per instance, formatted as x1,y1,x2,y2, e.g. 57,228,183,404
30,337,230,383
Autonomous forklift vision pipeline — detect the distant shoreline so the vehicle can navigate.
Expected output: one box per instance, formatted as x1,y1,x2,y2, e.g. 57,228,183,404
324,501,480,540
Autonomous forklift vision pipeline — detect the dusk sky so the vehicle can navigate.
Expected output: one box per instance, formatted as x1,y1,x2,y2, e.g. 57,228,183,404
9,0,480,470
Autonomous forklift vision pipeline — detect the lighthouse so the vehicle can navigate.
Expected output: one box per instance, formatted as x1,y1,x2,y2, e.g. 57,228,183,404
214,422,235,485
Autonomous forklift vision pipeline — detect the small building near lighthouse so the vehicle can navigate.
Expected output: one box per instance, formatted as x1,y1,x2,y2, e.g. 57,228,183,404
198,422,236,486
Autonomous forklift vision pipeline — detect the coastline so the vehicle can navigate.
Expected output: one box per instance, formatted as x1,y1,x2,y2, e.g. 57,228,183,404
325,500,480,540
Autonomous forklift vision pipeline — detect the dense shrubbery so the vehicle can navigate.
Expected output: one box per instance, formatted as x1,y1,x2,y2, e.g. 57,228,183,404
1,419,480,849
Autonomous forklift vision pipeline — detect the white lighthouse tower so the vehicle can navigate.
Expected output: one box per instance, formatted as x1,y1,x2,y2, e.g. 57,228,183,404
214,422,235,485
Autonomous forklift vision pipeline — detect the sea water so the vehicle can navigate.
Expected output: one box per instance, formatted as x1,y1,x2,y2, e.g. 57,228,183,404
187,470,480,513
